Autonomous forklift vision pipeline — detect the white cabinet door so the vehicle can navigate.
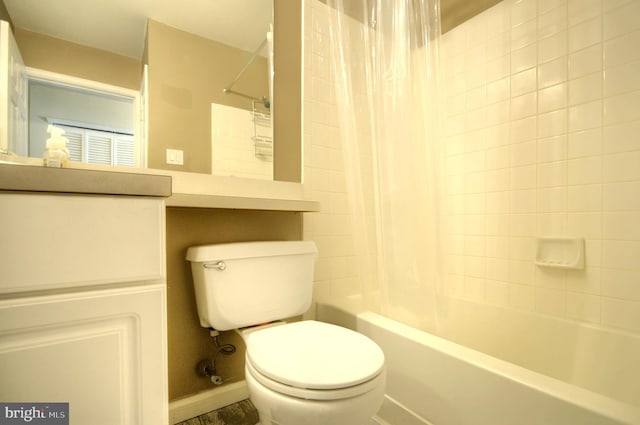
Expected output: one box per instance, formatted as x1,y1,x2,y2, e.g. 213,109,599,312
0,193,166,294
0,20,28,156
0,284,167,425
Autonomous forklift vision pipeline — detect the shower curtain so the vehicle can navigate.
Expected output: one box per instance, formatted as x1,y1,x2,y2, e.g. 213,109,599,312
327,0,444,331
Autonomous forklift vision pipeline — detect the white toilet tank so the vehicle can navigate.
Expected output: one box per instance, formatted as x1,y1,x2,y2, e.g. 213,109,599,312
186,241,317,330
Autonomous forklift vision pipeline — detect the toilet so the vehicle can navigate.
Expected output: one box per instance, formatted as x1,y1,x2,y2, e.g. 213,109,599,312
186,241,385,425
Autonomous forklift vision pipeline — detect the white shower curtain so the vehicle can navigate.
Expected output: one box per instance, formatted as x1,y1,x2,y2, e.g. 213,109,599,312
327,0,444,331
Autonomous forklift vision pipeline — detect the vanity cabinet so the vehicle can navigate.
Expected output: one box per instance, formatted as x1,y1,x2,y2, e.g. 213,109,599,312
0,192,168,425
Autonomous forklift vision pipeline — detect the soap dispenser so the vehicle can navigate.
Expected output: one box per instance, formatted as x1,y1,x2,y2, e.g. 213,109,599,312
43,125,70,168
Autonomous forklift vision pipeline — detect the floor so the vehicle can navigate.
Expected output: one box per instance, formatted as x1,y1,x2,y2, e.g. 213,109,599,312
175,400,259,425
174,399,384,425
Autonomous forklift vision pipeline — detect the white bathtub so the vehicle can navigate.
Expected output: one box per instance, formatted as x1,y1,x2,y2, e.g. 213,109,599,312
317,299,640,425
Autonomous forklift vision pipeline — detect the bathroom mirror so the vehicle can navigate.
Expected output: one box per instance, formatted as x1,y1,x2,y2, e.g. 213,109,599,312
2,0,302,182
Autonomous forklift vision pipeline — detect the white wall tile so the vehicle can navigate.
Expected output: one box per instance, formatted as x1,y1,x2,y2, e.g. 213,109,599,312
603,182,640,210
603,121,640,154
488,32,510,60
511,116,538,143
603,0,634,13
487,55,511,82
487,146,511,170
602,151,640,182
486,280,511,306
568,100,603,132
486,169,511,192
568,17,602,53
604,30,640,68
511,167,537,191
567,212,602,239
487,123,511,148
435,0,640,333
539,0,566,15
511,140,537,166
511,68,538,97
568,184,602,211
487,258,510,281
538,135,567,163
509,283,535,310
510,214,537,236
511,43,538,73
603,0,640,40
512,0,539,27
510,236,536,260
538,57,569,88
603,212,640,241
512,18,538,50
566,267,601,295
536,267,567,289
604,60,640,97
602,268,640,301
538,4,568,39
487,77,511,104
487,214,511,236
536,286,566,316
487,101,511,126
604,91,640,125
602,298,640,332
539,83,568,113
568,0,602,27
569,44,603,79
566,292,601,323
511,188,537,211
602,240,640,270
538,161,567,187
568,72,603,106
538,109,567,138
539,31,568,63
537,212,568,235
568,128,602,159
538,187,567,212
568,156,602,185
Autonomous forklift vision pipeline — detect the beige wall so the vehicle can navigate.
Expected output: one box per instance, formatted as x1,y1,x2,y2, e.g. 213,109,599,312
0,0,12,30
147,3,302,181
9,3,302,180
146,20,269,174
14,28,142,90
273,0,302,182
166,207,302,400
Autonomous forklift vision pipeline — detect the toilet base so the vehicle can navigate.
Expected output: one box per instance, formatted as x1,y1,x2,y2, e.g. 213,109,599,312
246,366,385,425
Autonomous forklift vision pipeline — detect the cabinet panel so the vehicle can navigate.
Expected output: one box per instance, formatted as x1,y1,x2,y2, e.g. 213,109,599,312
0,284,167,425
0,193,165,293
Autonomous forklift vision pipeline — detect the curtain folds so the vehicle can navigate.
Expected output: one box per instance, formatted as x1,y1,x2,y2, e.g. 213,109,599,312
327,0,445,331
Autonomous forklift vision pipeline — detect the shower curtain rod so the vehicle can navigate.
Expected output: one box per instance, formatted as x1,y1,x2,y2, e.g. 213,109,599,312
223,88,269,107
223,37,268,93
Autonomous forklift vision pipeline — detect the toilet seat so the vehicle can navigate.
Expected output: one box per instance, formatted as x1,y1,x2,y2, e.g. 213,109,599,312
246,359,385,400
244,320,385,400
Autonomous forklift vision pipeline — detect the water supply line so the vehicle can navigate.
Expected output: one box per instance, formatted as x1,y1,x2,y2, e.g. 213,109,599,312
196,330,237,385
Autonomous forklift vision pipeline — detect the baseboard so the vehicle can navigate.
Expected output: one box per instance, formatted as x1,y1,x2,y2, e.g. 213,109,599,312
376,394,433,425
169,381,250,424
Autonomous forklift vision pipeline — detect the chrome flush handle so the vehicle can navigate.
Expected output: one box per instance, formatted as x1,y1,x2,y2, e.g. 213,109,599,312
204,261,226,271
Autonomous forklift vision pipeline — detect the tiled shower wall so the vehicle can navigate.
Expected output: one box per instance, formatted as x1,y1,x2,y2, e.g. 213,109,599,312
302,0,360,303
303,0,640,333
441,0,640,332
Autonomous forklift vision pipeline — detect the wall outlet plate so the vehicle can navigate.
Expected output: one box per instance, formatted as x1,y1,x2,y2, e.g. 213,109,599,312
166,149,184,165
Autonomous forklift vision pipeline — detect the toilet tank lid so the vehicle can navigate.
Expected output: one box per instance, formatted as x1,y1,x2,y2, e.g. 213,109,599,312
186,241,317,262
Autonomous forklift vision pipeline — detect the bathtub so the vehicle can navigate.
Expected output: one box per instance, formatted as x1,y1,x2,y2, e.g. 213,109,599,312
316,298,640,425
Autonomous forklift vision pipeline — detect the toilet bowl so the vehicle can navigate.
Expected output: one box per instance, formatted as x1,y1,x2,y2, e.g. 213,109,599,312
241,320,385,425
186,241,386,425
